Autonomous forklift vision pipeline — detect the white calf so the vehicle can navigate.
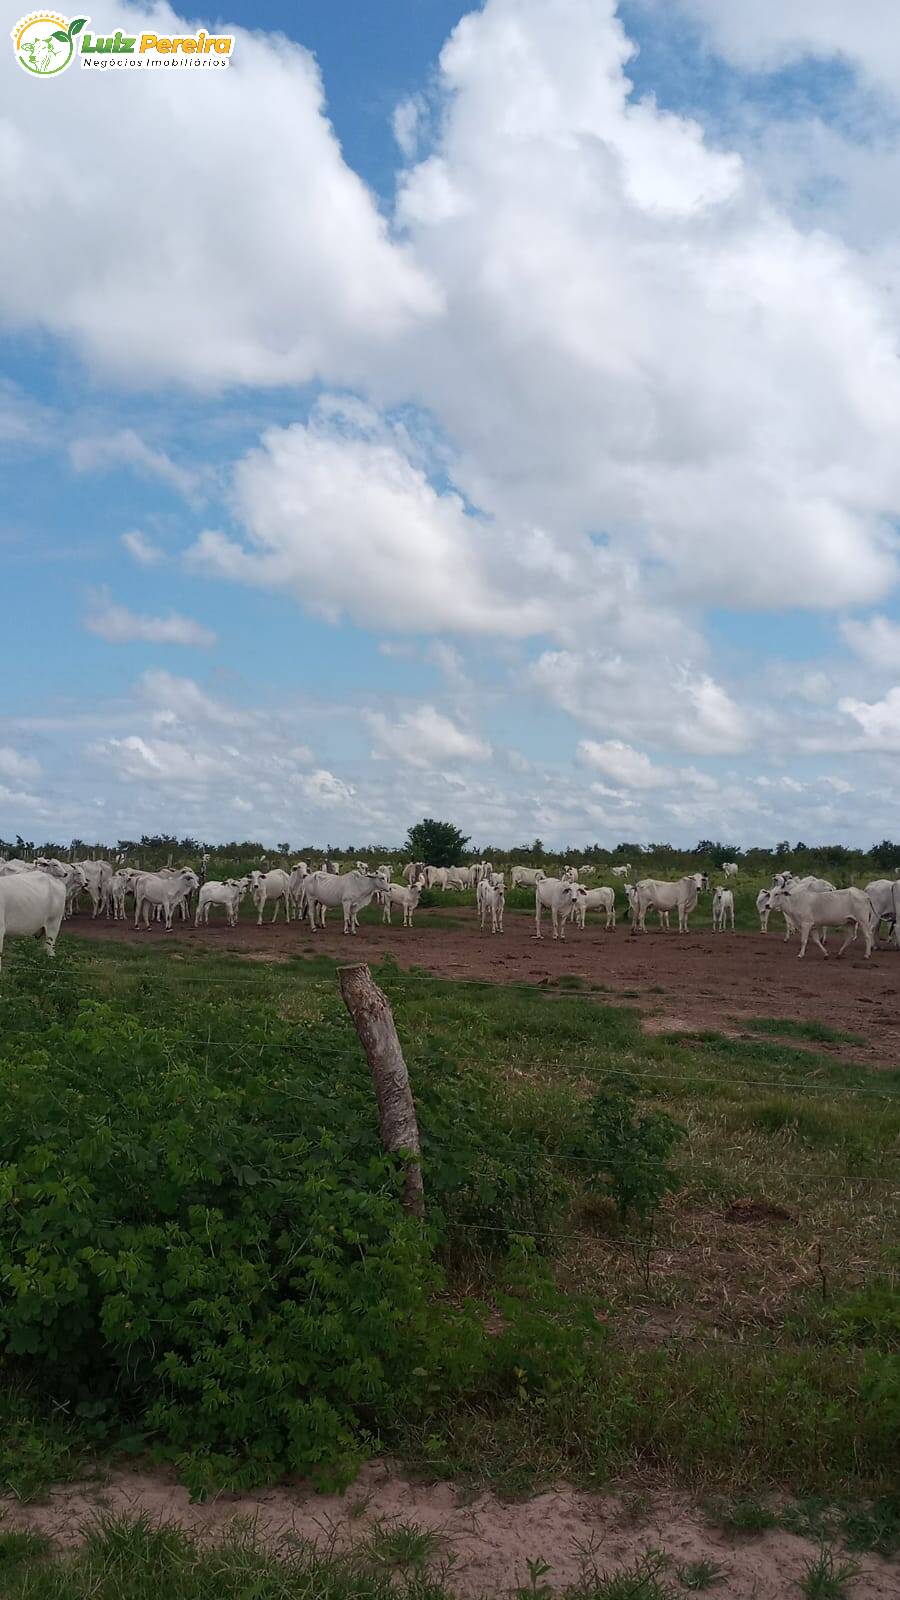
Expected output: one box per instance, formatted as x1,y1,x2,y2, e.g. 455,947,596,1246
134,869,198,931
756,889,771,933
572,886,616,929
195,879,246,927
0,874,65,973
721,862,738,879
249,869,292,925
477,876,505,934
534,878,587,940
380,881,423,927
712,886,735,931
611,864,631,879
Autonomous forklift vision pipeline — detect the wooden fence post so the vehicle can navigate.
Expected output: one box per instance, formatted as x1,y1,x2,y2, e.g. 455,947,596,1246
338,963,425,1220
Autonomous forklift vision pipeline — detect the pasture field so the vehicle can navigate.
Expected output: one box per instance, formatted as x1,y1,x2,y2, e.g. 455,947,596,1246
0,917,897,1594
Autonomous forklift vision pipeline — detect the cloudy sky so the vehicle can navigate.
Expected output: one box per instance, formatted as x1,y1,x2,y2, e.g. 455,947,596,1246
4,0,900,849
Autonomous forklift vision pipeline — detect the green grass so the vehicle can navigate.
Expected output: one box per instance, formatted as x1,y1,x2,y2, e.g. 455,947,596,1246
797,1547,861,1599
0,939,897,1506
676,1559,727,1591
365,1522,446,1573
742,1018,865,1046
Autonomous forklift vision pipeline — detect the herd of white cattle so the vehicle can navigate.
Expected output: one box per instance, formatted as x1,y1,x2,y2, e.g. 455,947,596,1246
0,854,897,970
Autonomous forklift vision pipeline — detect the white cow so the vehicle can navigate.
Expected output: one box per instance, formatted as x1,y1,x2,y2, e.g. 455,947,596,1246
611,864,631,879
444,865,474,890
249,869,292,925
402,860,426,885
0,873,65,972
288,863,309,917
631,873,708,935
108,870,132,921
77,859,113,917
134,869,198,931
561,866,579,883
534,877,587,940
320,859,340,875
768,886,876,959
767,876,835,941
0,859,35,874
756,888,771,933
511,866,546,889
195,878,246,928
626,882,669,929
304,868,385,934
572,886,616,929
477,876,505,934
712,886,735,931
380,880,423,927
721,862,738,879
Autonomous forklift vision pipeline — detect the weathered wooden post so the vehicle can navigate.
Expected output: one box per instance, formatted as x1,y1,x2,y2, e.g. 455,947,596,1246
338,963,425,1220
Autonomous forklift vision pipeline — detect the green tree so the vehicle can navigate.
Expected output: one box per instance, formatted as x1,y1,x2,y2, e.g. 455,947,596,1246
405,818,471,866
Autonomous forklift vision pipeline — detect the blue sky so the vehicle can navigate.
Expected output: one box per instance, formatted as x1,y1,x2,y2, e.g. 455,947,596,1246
3,0,900,849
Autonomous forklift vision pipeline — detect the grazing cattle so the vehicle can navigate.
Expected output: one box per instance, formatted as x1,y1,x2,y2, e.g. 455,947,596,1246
304,868,385,934
611,864,631,879
571,886,615,929
0,873,65,972
511,866,546,889
721,862,738,879
249,869,292,925
768,886,876,959
380,881,423,927
424,865,448,890
534,877,587,940
631,873,708,935
443,865,474,890
756,888,771,933
134,869,198,931
477,875,505,934
195,878,246,928
712,886,735,931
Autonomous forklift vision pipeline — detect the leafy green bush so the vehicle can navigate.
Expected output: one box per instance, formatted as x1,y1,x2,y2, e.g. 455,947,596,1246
0,996,447,1494
573,1073,683,1224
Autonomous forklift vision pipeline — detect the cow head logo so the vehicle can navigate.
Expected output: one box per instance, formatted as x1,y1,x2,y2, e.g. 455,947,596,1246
12,13,86,75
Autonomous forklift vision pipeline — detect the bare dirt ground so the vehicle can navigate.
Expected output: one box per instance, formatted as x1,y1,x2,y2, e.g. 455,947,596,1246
66,909,900,1069
2,1462,896,1598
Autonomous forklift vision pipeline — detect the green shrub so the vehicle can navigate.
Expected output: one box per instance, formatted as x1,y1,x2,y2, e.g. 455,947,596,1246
573,1074,683,1224
0,994,449,1494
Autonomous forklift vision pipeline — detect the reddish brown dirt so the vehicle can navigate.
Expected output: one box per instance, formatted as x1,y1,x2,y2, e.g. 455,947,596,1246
65,909,899,1067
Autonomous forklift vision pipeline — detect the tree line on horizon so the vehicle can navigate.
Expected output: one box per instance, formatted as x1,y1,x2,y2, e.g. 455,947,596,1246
2,820,899,873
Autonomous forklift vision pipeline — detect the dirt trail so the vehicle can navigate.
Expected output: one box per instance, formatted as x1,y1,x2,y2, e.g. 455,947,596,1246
66,911,900,1069
2,1462,896,1597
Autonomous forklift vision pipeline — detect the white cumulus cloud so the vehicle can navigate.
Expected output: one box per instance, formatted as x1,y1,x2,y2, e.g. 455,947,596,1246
366,704,491,767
